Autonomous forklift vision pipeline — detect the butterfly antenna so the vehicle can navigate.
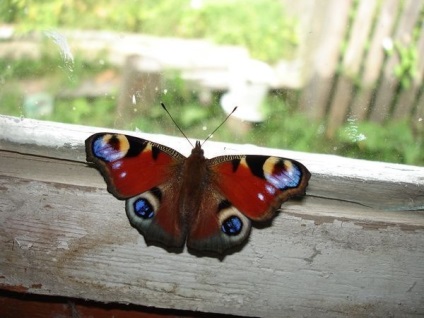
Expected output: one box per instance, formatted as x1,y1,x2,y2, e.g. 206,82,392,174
202,106,237,146
161,102,194,148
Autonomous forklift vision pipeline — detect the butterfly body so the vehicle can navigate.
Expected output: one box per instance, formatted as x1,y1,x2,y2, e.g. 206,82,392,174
86,133,311,254
179,142,207,222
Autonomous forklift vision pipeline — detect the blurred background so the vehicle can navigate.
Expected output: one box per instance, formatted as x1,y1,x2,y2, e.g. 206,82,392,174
0,0,423,165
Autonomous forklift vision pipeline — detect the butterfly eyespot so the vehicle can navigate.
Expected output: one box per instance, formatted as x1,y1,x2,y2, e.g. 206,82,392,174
221,215,243,236
133,198,155,219
92,134,129,162
126,189,161,225
263,157,302,190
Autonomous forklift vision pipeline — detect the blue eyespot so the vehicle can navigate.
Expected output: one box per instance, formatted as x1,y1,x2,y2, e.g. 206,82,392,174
133,198,154,219
93,137,123,162
267,165,302,190
221,216,242,236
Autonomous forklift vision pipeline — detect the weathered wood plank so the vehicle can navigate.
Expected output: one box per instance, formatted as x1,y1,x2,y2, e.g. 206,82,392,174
0,116,424,317
326,0,378,138
393,11,424,120
0,158,423,317
343,0,379,78
350,0,400,120
299,0,352,118
299,0,352,120
1,115,423,211
0,27,300,92
0,292,200,318
325,77,353,138
370,0,422,122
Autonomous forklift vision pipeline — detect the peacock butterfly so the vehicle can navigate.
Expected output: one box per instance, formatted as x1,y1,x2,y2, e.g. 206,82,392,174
85,105,311,254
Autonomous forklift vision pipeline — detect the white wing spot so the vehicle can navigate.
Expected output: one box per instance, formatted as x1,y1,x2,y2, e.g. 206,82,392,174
265,184,276,195
112,161,122,169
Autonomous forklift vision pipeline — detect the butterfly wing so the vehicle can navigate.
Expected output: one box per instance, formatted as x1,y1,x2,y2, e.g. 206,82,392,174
125,182,186,248
85,133,185,198
186,155,310,253
186,185,252,253
86,134,311,253
85,133,187,247
211,155,311,220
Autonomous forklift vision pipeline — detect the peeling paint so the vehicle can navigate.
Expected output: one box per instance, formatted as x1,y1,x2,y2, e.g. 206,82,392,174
57,240,69,250
15,237,33,250
31,283,42,289
0,284,29,293
285,212,424,232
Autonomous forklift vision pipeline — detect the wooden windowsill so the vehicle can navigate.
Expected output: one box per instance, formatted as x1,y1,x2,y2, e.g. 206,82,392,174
0,115,423,317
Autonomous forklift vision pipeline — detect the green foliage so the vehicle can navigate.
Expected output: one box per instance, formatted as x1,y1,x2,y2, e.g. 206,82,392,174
51,97,116,126
390,2,424,90
1,1,422,166
0,42,111,82
0,89,23,117
393,42,418,89
0,51,60,80
254,96,323,152
339,0,422,91
126,85,327,160
1,0,297,63
181,0,298,62
338,120,423,165
2,57,422,166
0,49,115,121
129,75,223,138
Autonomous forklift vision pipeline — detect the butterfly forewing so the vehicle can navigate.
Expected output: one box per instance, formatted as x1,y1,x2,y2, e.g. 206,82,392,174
86,133,184,198
209,155,311,221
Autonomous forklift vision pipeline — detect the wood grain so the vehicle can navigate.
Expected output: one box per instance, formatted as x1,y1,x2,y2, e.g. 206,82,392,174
299,0,352,120
0,116,423,317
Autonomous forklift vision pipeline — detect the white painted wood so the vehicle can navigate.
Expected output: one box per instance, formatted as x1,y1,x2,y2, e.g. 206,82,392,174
0,116,423,317
1,115,423,211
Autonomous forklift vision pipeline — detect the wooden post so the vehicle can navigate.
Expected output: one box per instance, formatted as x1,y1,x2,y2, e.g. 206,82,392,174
392,3,424,120
325,0,378,138
370,0,422,123
350,0,400,121
299,0,352,121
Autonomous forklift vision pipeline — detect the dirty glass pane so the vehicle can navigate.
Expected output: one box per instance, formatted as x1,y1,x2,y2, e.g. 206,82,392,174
0,0,423,165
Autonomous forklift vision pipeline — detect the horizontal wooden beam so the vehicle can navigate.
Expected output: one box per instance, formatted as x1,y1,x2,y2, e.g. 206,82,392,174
0,28,302,91
0,115,423,317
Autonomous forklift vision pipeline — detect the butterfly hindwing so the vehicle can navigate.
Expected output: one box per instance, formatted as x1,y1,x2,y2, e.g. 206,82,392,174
126,184,186,248
186,185,251,253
